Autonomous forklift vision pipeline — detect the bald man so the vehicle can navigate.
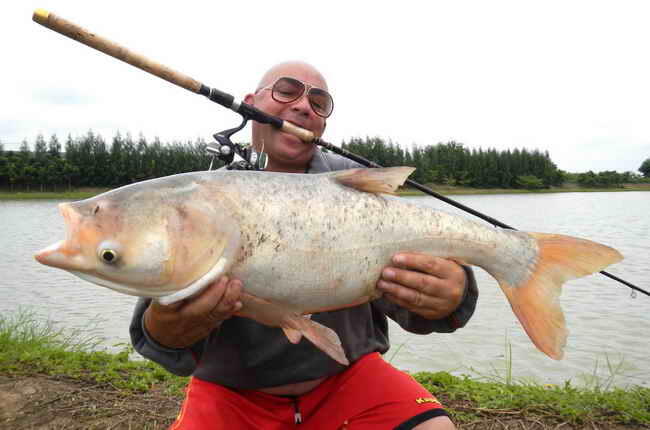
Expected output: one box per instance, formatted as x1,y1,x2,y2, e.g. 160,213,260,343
131,61,478,430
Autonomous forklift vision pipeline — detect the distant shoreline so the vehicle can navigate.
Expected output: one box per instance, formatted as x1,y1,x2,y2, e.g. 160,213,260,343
1,183,649,200
399,182,650,196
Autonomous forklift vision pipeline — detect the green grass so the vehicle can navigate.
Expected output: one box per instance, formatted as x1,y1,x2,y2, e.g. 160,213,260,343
0,191,103,200
1,310,649,427
392,334,649,426
0,310,188,395
415,371,650,425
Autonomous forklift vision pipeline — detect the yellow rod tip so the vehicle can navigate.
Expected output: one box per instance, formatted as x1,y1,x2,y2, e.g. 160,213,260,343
32,9,50,23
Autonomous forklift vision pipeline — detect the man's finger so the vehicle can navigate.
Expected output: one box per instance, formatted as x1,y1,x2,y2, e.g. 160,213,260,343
213,279,243,314
381,266,443,296
184,276,230,316
392,253,460,279
378,280,440,309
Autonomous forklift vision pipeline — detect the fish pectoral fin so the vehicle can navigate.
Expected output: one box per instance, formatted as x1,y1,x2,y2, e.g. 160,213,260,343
238,293,349,366
333,167,415,195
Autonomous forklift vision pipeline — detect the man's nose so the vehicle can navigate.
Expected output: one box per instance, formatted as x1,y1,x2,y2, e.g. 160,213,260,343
290,93,313,117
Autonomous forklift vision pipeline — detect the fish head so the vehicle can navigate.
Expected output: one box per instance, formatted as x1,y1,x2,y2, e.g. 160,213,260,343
35,186,240,299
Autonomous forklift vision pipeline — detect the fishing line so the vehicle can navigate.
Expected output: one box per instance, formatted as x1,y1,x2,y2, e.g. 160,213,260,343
32,10,648,297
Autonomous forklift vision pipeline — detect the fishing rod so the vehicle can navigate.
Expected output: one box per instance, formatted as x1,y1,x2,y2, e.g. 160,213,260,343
32,10,648,298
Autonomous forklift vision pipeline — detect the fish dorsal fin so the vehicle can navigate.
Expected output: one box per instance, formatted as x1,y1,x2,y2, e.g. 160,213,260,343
333,167,415,195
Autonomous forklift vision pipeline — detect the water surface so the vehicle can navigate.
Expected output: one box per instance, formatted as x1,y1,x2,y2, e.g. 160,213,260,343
1,192,647,387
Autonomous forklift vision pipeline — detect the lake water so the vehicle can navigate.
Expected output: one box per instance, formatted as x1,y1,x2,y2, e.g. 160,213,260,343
1,192,648,388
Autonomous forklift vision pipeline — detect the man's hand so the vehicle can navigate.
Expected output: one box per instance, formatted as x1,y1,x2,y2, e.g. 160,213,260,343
376,253,466,320
144,276,243,349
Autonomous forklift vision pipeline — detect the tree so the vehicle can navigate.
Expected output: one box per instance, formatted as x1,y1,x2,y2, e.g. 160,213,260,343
516,175,545,189
639,158,650,178
19,139,31,160
34,134,48,161
48,134,61,158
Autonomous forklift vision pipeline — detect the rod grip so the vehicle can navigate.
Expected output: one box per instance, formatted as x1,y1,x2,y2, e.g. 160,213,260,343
281,121,315,143
32,9,203,94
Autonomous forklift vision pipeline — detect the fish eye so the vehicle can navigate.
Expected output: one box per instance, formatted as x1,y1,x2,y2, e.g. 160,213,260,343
100,249,118,264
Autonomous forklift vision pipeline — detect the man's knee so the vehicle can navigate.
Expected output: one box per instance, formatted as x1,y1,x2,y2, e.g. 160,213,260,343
413,415,456,430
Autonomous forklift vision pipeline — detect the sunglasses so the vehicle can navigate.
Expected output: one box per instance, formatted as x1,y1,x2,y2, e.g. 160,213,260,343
258,77,334,118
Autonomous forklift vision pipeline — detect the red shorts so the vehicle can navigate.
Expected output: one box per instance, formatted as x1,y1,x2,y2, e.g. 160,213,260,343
169,352,449,430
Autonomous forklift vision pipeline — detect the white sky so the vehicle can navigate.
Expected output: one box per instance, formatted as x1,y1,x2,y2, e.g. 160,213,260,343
2,1,649,173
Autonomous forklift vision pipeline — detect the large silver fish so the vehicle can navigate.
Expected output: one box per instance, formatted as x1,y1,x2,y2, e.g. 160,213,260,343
35,167,622,365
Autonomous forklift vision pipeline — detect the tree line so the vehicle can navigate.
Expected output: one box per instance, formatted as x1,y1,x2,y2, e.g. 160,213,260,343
341,137,648,189
0,132,648,192
0,132,216,192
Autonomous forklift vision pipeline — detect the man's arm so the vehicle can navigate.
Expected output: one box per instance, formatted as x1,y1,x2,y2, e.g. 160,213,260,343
375,253,479,333
129,277,243,375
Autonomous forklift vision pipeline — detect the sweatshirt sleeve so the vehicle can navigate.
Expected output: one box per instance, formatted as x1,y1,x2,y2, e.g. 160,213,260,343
374,265,479,334
129,298,203,376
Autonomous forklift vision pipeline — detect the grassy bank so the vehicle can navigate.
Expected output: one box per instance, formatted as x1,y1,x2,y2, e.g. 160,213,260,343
399,182,650,196
0,188,109,200
1,183,649,200
1,312,648,429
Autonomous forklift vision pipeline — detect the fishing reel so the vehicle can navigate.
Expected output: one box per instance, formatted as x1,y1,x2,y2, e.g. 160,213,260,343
206,117,267,171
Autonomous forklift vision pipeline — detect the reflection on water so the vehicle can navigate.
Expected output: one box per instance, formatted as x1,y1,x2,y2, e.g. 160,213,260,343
1,192,648,387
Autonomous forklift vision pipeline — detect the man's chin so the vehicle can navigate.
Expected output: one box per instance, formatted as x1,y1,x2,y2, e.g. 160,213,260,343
274,141,315,167
277,132,315,151
280,131,308,146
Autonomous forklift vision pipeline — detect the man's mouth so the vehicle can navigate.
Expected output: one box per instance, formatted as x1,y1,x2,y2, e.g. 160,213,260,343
280,120,312,144
283,119,310,132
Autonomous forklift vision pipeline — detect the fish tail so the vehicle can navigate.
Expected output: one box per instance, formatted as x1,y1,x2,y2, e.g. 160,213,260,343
495,233,622,360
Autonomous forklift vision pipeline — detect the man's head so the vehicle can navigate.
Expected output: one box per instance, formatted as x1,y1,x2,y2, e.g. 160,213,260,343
244,61,331,173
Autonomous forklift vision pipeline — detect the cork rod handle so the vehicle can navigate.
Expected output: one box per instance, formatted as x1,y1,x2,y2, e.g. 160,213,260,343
32,9,203,94
32,9,319,144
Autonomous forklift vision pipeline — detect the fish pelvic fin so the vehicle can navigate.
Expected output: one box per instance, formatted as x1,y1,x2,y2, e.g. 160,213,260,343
281,327,303,344
498,233,623,360
333,167,415,195
287,316,349,366
238,293,349,365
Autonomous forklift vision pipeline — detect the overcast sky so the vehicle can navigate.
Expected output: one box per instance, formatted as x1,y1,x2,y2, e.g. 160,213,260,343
3,1,649,173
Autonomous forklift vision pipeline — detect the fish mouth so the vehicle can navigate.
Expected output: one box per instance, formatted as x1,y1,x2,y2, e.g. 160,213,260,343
34,203,89,271
34,240,67,267
59,202,81,239
34,239,91,271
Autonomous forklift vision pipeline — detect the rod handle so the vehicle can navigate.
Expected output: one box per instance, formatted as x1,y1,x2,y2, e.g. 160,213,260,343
281,121,315,143
32,9,318,145
32,9,203,94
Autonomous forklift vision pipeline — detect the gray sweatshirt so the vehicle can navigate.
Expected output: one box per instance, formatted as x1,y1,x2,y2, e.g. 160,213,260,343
129,149,479,389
